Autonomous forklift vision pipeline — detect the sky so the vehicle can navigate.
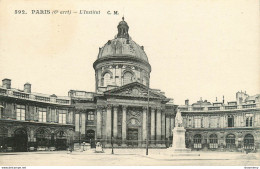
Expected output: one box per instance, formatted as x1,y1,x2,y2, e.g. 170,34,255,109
0,0,259,105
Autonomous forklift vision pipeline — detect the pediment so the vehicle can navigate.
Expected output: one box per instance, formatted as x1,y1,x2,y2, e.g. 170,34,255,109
104,82,166,99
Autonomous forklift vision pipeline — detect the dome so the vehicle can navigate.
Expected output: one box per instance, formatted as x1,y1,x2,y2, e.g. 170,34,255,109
93,18,151,91
97,37,149,62
96,17,149,63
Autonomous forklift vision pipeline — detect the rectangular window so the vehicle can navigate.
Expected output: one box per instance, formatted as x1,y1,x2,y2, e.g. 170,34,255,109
87,111,94,121
228,115,234,127
16,105,25,120
51,109,55,122
38,107,47,122
194,118,201,128
58,109,67,124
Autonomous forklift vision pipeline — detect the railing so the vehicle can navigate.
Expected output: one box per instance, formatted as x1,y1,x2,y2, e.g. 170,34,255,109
192,108,204,111
208,107,220,111
225,106,237,110
13,91,29,99
75,139,172,148
56,99,70,104
181,103,259,113
242,104,256,109
0,87,70,105
35,96,50,102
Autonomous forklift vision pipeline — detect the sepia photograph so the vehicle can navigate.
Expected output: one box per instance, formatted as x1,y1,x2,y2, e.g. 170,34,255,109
0,0,259,168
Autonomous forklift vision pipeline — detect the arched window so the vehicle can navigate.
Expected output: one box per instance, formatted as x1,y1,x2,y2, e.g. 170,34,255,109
103,73,111,86
226,134,236,149
209,134,218,149
123,72,133,85
193,134,202,149
244,134,254,150
228,115,234,127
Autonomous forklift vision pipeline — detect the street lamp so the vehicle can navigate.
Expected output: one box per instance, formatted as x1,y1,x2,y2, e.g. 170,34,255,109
111,137,114,154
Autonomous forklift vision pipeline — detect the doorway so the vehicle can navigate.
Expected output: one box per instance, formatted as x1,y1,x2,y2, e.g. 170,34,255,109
86,130,95,148
14,128,28,152
127,128,138,147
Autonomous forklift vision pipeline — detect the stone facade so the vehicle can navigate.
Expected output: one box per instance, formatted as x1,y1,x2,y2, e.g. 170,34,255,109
0,79,74,152
179,92,260,152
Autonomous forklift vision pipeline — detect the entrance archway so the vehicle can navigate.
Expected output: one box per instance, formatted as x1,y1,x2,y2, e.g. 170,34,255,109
55,131,67,150
209,134,218,149
127,128,138,147
226,134,236,149
36,128,51,149
244,134,254,151
14,128,28,152
86,130,95,148
193,134,202,149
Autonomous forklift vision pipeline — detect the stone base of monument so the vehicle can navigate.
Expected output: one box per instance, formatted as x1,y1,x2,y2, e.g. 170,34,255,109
166,127,200,156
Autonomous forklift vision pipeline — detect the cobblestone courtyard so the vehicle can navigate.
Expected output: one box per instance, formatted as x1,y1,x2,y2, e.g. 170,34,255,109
1,149,259,166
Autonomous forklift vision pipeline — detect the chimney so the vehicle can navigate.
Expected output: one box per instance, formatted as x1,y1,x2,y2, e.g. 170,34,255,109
2,78,11,89
185,99,189,106
24,82,31,93
141,46,144,50
223,95,225,104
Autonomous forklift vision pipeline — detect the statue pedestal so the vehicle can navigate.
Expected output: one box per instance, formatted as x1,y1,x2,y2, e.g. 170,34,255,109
170,127,190,152
167,127,199,156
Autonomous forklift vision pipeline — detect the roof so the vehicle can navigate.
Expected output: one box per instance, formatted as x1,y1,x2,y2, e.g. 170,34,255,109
97,37,149,63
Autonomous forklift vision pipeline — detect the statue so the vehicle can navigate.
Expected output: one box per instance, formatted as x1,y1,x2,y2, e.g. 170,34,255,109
175,109,183,127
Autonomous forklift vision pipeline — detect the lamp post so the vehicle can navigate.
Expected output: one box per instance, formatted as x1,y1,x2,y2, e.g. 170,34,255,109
111,137,114,154
146,89,150,155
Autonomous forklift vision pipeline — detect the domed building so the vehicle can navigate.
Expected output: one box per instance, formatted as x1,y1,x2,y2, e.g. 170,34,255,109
93,17,151,92
69,18,177,148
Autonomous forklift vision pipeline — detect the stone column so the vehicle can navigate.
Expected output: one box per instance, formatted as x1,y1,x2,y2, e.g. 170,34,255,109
166,115,170,147
122,105,127,146
142,106,147,146
113,105,118,146
151,107,156,145
96,106,102,139
166,115,170,138
106,104,112,146
170,115,174,136
156,108,162,146
161,110,166,141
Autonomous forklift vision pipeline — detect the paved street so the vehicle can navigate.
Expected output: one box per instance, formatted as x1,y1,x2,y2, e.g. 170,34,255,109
0,149,259,166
